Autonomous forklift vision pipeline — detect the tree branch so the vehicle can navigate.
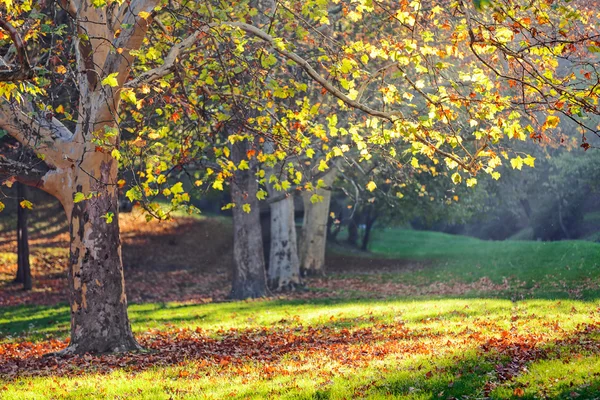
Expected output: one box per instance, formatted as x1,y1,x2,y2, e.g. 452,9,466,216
0,102,73,167
0,18,34,82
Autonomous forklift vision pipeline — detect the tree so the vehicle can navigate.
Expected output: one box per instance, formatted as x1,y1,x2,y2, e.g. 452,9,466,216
299,166,338,276
14,182,32,291
2,0,598,355
0,0,161,354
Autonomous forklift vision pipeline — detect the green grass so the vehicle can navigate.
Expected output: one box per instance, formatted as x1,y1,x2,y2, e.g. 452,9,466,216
360,228,600,297
1,297,600,399
3,227,600,398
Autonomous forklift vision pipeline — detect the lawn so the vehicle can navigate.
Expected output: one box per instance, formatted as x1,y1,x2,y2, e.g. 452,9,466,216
1,221,600,399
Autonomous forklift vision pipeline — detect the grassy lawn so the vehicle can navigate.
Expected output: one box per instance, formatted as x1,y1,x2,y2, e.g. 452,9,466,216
1,225,600,399
362,228,600,298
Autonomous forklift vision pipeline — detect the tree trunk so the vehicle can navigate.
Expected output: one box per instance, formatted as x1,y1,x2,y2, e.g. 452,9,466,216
268,194,302,291
59,156,139,354
347,214,359,248
360,206,377,252
299,167,337,277
230,140,268,299
15,182,32,290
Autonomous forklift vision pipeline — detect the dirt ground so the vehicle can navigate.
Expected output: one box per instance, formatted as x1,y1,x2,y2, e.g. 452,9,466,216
0,204,478,307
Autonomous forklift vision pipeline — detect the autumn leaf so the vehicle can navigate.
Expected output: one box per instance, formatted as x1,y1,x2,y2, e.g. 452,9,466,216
101,73,119,87
19,200,33,209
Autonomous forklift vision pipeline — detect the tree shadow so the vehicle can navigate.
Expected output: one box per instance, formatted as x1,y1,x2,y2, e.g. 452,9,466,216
0,307,598,400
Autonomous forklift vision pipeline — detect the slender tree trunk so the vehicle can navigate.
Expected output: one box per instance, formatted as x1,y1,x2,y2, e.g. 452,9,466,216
58,156,139,354
230,140,268,299
327,213,341,242
15,182,32,290
268,194,302,291
347,214,359,248
360,207,377,252
299,167,337,276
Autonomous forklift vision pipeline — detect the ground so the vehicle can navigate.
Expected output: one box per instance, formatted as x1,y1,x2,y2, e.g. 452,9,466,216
0,204,600,399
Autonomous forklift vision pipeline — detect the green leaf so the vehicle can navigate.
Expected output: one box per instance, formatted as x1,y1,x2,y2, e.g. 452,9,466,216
242,203,251,213
170,182,184,195
126,186,142,202
102,212,115,224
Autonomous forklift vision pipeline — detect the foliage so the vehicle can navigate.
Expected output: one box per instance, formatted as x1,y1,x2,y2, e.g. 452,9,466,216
2,0,598,210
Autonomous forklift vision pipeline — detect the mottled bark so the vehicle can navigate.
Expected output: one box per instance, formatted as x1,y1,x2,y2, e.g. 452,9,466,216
0,0,160,355
268,194,302,291
230,140,268,299
63,157,139,354
299,167,337,276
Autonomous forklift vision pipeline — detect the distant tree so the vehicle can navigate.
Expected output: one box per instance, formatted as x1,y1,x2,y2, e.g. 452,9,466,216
14,182,31,291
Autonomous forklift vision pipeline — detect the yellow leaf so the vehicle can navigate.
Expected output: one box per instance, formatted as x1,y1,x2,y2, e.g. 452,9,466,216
138,11,151,19
366,181,377,192
451,172,462,184
212,179,224,191
101,73,119,87
466,178,477,187
523,155,536,168
545,115,560,129
510,156,523,170
55,65,67,74
55,104,65,114
242,203,251,213
19,200,33,209
120,88,137,104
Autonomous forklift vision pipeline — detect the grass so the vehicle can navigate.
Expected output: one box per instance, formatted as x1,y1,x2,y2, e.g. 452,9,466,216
360,228,600,298
1,297,600,399
2,225,600,398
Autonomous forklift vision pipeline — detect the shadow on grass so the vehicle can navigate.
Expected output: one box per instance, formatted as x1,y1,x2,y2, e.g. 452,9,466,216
0,299,599,400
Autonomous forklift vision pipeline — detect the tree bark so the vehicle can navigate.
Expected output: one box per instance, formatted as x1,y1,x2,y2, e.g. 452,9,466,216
299,167,337,277
59,156,139,354
230,140,268,299
267,194,302,291
15,182,32,290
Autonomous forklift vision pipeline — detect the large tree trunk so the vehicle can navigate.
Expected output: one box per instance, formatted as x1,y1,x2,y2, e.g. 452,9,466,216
299,167,337,277
268,194,302,291
230,140,268,299
15,182,32,290
59,155,139,354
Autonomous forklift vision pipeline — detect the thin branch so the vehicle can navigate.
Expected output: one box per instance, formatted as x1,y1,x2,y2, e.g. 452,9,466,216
0,18,34,82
